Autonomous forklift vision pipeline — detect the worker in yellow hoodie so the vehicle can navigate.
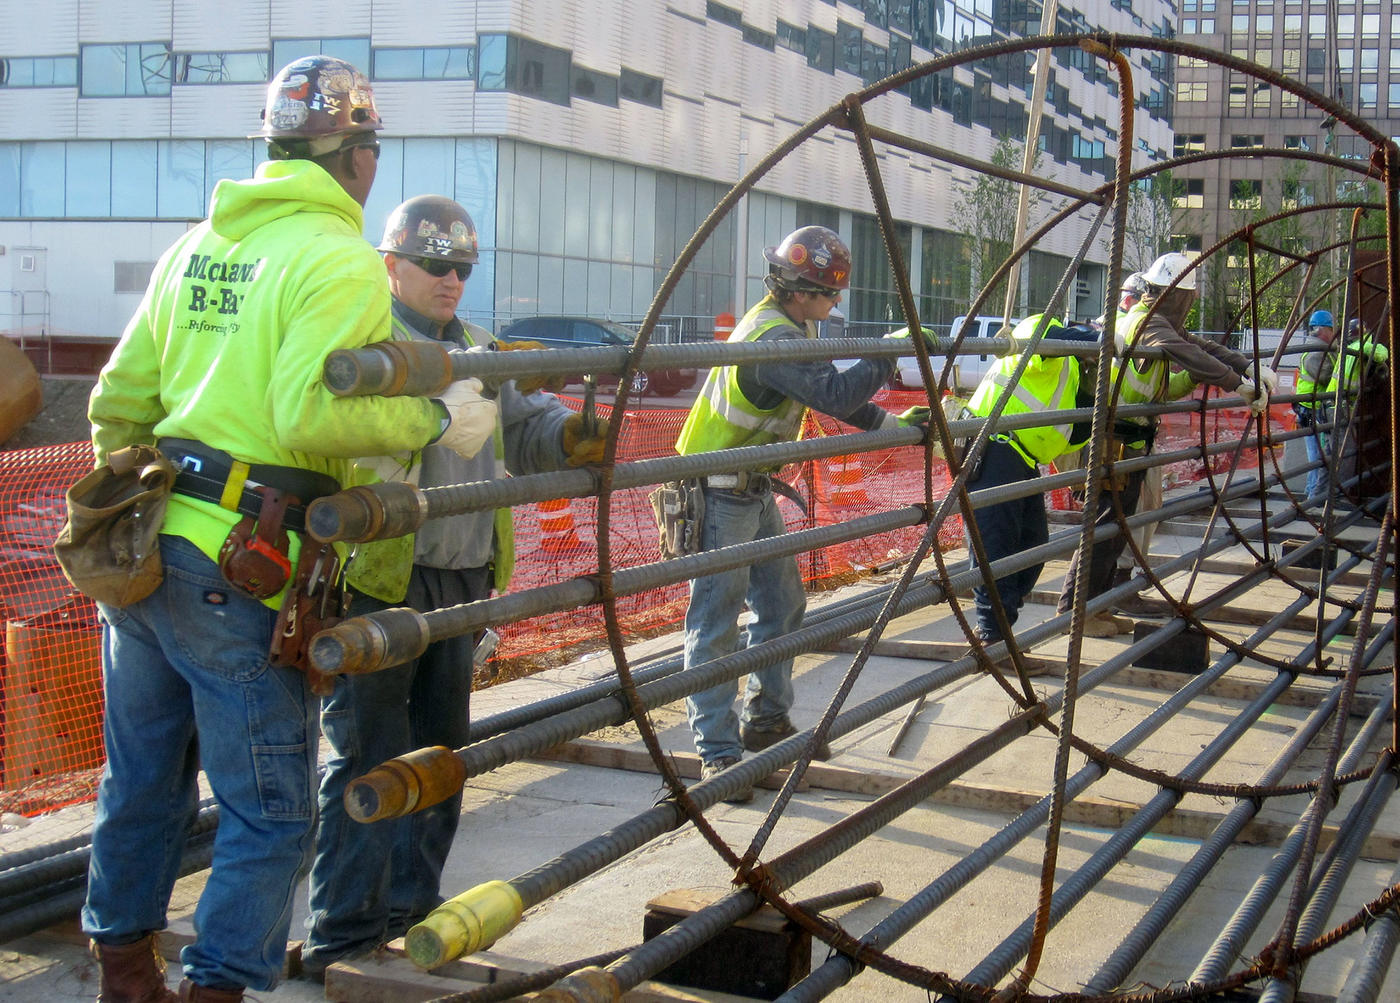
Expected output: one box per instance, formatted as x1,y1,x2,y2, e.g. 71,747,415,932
80,57,491,1003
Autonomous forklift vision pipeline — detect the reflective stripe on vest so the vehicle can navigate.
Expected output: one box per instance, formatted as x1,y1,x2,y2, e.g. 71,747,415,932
966,314,1077,466
1112,304,1166,406
674,297,808,460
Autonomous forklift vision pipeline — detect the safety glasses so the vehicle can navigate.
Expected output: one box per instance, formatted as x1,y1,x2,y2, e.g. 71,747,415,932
402,255,472,281
349,138,381,160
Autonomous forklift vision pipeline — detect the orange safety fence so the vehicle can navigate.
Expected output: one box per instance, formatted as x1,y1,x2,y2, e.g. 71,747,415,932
0,390,1278,817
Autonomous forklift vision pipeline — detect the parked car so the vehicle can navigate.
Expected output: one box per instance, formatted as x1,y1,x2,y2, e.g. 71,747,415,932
891,315,1020,392
495,316,698,397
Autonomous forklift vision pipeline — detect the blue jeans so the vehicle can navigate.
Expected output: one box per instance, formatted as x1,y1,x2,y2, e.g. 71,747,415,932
967,440,1047,640
303,564,488,967
1302,406,1331,499
683,487,803,764
82,535,317,992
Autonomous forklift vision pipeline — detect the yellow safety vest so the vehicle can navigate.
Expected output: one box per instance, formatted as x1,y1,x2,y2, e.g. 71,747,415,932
674,295,809,467
966,314,1080,467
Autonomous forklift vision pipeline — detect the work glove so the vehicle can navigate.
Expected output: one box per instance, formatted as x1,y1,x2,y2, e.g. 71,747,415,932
1255,364,1280,395
434,378,497,460
1237,379,1269,417
562,414,611,466
493,339,568,394
885,326,935,345
896,405,931,429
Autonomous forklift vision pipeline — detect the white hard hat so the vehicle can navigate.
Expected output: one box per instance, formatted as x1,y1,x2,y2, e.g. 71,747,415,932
1141,251,1198,291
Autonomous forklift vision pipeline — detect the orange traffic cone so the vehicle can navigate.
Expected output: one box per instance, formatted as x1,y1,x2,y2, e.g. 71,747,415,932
537,497,584,556
825,454,871,511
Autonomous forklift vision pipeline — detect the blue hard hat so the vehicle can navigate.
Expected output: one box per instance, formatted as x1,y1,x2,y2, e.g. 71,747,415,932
1309,309,1335,328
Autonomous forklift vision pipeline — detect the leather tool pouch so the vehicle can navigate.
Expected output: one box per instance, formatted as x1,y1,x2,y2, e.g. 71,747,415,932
54,444,177,607
270,541,347,695
217,488,294,599
650,478,705,559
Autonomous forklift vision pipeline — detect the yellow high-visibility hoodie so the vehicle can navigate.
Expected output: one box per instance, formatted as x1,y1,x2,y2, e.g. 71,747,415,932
89,159,443,601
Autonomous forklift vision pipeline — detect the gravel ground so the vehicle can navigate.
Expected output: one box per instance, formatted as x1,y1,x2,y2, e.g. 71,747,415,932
3,377,96,452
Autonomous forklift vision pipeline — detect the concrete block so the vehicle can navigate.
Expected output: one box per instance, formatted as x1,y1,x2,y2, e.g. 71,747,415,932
1132,623,1209,674
644,888,810,1000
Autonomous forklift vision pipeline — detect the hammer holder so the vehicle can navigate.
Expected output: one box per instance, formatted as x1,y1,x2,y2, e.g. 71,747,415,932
217,487,294,599
271,540,348,696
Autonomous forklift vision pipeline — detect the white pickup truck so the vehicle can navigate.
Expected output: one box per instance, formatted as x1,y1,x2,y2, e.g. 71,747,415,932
891,315,1019,392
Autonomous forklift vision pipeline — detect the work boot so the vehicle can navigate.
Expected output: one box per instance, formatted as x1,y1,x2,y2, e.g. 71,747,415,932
1081,611,1122,638
91,935,179,1003
1101,610,1136,635
1111,569,1163,617
992,653,1059,678
700,755,753,804
177,979,244,1002
741,718,831,761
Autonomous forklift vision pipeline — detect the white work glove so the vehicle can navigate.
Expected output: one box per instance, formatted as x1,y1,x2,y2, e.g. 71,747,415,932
434,378,498,460
1256,365,1279,394
360,451,421,486
1237,379,1269,417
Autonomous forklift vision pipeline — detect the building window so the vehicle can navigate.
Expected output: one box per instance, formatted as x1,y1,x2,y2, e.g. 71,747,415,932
1359,49,1378,71
0,56,78,87
174,52,268,83
572,65,618,106
1338,49,1354,72
1390,81,1400,110
776,21,806,54
1174,133,1206,156
1359,82,1377,108
1256,14,1273,32
1174,177,1205,209
1230,134,1265,148
1283,135,1312,151
837,22,863,76
373,47,475,80
1231,14,1249,32
620,68,662,107
1284,13,1301,33
271,38,370,74
476,34,570,106
806,26,835,73
1361,13,1380,37
1229,178,1262,210
1177,80,1208,102
1336,13,1354,37
864,0,889,31
861,39,888,84
80,43,174,96
706,2,742,28
743,24,776,50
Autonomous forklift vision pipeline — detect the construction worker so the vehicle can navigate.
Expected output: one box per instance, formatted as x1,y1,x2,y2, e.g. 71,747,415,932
964,314,1088,673
1326,317,1389,503
1294,309,1338,500
674,225,925,802
1055,251,1269,638
301,196,606,978
79,58,497,1003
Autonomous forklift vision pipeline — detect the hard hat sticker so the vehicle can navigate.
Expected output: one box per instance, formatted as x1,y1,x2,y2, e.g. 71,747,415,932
788,244,808,265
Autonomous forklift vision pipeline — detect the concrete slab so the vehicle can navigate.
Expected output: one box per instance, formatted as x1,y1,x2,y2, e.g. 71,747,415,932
4,513,1398,1001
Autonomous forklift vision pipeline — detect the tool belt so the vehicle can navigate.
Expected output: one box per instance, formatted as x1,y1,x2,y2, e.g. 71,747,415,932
700,472,809,514
650,478,706,559
158,437,339,535
270,538,348,696
159,438,346,690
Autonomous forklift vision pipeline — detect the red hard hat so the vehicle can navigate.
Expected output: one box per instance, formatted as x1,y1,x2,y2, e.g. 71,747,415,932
255,55,382,155
763,226,851,292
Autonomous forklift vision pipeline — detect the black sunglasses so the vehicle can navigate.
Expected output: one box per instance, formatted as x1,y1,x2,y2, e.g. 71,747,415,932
811,286,841,299
401,254,472,281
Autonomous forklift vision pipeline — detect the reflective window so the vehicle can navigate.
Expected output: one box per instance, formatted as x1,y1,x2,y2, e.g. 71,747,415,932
373,47,474,80
112,142,158,216
66,142,111,216
838,22,863,76
0,146,19,215
271,38,371,75
0,56,78,87
1360,49,1378,71
158,141,207,218
21,143,65,215
806,26,836,73
1390,82,1400,109
176,52,269,83
776,21,806,54
573,66,619,106
473,34,570,106
620,68,663,107
1359,82,1377,108
81,43,174,96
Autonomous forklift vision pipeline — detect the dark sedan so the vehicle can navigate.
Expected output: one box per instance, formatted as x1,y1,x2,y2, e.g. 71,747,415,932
495,316,697,397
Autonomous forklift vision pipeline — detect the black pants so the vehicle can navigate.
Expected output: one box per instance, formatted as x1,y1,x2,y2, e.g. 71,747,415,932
1056,466,1146,614
967,439,1047,640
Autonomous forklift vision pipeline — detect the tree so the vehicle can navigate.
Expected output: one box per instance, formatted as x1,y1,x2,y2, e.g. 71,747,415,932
951,136,1044,315
1124,171,1177,273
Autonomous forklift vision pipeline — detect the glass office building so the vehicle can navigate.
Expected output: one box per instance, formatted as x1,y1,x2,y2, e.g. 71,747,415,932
0,0,1174,344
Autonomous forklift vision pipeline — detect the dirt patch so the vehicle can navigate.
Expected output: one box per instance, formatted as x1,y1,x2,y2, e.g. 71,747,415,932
3,377,96,451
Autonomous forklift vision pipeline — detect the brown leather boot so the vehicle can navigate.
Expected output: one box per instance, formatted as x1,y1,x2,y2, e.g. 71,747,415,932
91,935,179,1003
177,979,244,1002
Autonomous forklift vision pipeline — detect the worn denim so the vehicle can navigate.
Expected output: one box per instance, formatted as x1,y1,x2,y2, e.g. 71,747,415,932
303,564,488,967
82,535,316,992
1057,467,1146,614
1303,407,1332,500
683,487,803,764
967,440,1047,640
